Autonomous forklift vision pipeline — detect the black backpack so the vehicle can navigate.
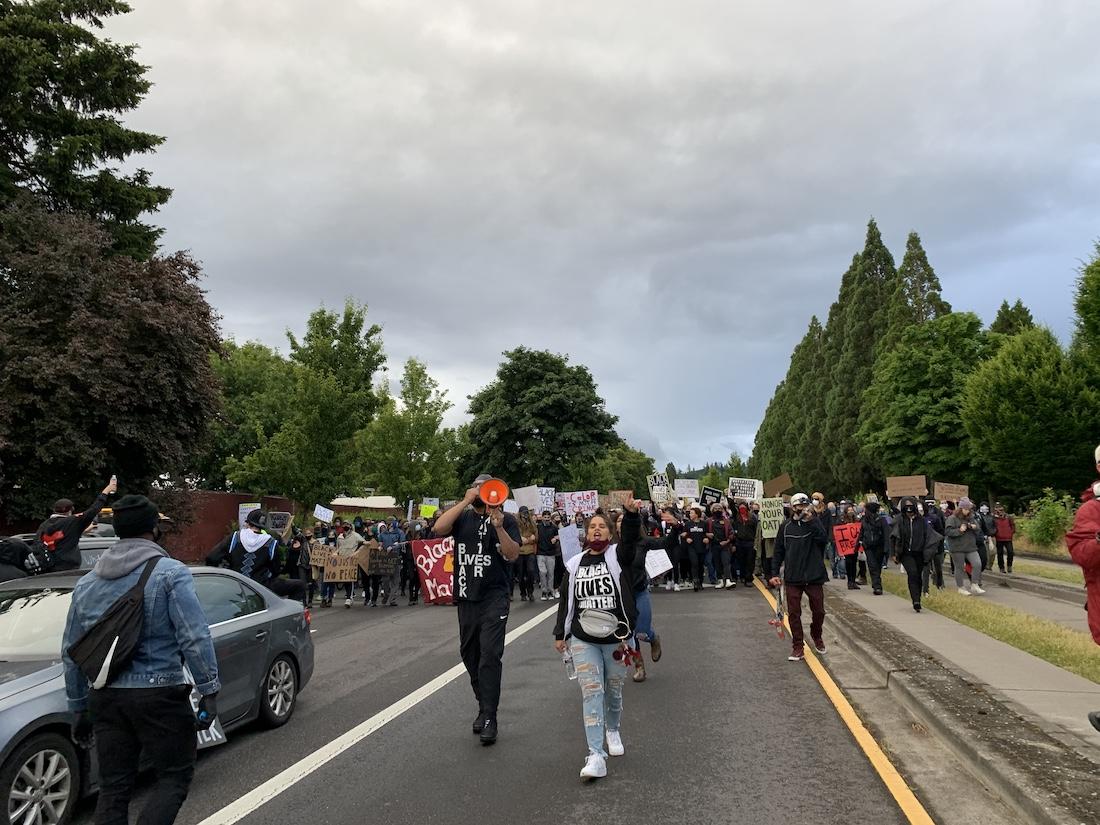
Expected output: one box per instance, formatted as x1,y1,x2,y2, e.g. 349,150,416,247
862,515,885,547
66,558,161,690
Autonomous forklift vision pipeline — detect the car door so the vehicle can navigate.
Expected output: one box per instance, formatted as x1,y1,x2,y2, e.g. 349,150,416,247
192,573,269,724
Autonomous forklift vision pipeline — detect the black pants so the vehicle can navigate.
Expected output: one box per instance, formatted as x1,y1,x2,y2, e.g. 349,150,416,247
89,685,197,825
996,540,1014,571
975,540,989,574
922,549,945,593
735,543,755,583
900,554,925,606
407,563,421,602
457,592,509,717
516,555,537,598
295,565,316,604
553,556,564,591
864,544,886,591
711,544,731,580
689,547,709,586
668,545,683,583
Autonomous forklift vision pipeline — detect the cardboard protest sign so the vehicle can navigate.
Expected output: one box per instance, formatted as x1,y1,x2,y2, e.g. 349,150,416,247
413,537,454,604
238,502,261,529
308,541,328,568
886,475,928,498
557,525,583,562
323,552,360,583
647,473,673,504
759,497,785,540
313,504,335,523
609,490,634,508
644,548,673,578
763,473,794,498
538,488,557,513
832,522,861,557
555,490,599,517
265,511,294,541
674,479,700,500
512,485,542,512
699,486,723,509
359,543,401,577
933,481,969,503
727,477,764,502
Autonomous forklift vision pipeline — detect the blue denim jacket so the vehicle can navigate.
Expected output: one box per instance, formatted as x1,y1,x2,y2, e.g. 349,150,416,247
62,544,220,711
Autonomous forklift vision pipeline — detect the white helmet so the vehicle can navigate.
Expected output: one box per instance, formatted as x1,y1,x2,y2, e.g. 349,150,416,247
790,492,810,506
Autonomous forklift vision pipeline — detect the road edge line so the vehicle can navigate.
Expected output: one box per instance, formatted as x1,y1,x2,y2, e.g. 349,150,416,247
752,579,935,825
195,605,559,825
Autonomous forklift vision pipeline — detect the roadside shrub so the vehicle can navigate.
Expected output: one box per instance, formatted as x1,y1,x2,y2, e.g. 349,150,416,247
1020,488,1076,549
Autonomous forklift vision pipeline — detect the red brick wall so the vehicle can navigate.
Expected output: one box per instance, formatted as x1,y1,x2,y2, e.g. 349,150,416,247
163,491,296,563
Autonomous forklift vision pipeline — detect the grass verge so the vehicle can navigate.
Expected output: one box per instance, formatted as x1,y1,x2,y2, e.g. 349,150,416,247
1011,560,1084,586
879,570,1100,684
1013,521,1072,562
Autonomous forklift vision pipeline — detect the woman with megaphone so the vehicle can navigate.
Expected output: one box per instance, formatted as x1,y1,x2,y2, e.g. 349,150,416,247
431,473,521,745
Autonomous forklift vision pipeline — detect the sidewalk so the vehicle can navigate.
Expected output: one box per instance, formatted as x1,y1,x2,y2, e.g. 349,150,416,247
827,580,1100,758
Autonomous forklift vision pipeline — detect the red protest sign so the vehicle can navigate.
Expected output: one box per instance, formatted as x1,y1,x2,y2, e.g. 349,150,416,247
832,522,861,557
413,537,455,605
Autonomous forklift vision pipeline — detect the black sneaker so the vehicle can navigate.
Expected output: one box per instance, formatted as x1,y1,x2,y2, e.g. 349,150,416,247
1089,711,1100,733
873,588,883,595
913,602,922,613
472,712,487,735
847,582,861,590
479,717,498,745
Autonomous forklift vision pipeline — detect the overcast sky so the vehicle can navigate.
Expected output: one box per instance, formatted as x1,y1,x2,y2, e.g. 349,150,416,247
106,1,1100,469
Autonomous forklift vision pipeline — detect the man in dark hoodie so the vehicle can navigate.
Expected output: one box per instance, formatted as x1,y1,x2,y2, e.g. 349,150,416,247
29,476,117,573
62,494,220,825
770,493,829,662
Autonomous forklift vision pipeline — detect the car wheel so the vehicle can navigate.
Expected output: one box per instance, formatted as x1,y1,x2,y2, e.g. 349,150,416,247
259,655,298,728
1,732,80,825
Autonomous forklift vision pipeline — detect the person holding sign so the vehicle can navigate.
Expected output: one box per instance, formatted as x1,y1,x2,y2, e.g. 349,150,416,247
431,474,521,745
769,493,829,661
205,509,305,603
554,499,644,781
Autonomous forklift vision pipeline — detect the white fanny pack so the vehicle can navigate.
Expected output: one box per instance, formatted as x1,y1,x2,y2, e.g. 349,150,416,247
578,608,628,639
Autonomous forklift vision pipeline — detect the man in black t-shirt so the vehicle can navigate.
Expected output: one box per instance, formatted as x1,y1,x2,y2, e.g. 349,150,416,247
432,474,521,745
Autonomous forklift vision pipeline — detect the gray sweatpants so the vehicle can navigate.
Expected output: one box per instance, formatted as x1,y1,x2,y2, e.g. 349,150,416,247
536,555,556,593
951,550,983,588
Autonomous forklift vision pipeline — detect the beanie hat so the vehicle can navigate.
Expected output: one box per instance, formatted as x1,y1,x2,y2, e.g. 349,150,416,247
112,495,159,538
958,496,974,510
245,509,265,528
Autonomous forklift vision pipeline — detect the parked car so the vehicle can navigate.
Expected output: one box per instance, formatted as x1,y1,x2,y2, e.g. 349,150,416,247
0,567,314,825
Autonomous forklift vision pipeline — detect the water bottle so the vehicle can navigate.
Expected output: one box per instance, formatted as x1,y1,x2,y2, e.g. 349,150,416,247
562,650,577,680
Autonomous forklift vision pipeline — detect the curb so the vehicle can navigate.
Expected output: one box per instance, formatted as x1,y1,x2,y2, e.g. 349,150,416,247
823,592,1098,825
981,569,1085,606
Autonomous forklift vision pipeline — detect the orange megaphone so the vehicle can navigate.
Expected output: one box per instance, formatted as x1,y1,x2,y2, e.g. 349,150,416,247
478,478,510,507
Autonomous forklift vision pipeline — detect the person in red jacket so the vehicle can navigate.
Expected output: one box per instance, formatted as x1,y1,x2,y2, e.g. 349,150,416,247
1064,444,1100,732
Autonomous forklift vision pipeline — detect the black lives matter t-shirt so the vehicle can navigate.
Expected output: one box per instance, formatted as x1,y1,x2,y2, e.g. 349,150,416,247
684,520,707,550
451,510,521,602
570,553,628,644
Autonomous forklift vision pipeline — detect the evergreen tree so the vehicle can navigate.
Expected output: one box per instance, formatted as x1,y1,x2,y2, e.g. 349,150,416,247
879,231,951,354
664,462,677,487
823,220,899,493
961,327,1097,495
0,1,172,258
989,299,1035,336
1070,242,1100,372
858,312,988,486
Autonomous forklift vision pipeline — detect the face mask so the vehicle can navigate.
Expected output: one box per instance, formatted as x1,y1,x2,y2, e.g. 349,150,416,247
588,538,610,552
903,506,916,515
827,504,835,513
980,506,989,514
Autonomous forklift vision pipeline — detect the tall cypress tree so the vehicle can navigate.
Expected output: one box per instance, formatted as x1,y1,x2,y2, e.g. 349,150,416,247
879,231,951,354
989,299,1035,336
823,219,898,493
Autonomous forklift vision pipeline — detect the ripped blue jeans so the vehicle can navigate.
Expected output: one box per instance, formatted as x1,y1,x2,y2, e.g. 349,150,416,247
570,638,628,758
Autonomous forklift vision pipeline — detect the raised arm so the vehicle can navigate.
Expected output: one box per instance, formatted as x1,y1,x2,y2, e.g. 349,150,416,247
432,487,478,537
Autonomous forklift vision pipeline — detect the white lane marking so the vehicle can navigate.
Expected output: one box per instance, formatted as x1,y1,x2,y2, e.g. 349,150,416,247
196,605,558,825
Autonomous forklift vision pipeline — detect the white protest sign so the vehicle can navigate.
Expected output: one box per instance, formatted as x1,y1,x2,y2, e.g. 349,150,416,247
312,504,334,524
503,499,519,514
555,490,599,518
647,473,670,502
674,479,700,500
422,497,440,508
238,502,261,528
538,487,557,513
727,477,764,502
557,524,583,562
184,666,227,750
513,485,541,512
644,548,673,578
759,497,785,540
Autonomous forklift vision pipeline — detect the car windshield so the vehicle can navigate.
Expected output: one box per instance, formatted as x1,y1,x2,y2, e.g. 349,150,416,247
0,586,73,661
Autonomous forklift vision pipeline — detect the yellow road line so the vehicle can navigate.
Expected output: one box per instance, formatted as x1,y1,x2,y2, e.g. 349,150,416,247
753,579,936,825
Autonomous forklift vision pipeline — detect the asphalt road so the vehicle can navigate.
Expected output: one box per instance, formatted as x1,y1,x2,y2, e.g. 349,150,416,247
73,585,909,825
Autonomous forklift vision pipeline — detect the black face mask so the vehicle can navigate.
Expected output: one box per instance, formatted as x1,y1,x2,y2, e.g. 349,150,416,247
903,506,916,515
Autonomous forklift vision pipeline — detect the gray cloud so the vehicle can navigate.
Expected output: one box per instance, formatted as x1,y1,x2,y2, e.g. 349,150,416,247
108,0,1100,466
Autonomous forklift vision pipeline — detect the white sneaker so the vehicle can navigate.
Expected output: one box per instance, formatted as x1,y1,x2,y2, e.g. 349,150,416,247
665,581,673,592
553,590,561,599
957,587,971,596
344,598,352,608
606,730,624,757
673,583,681,592
971,585,985,595
580,753,607,780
